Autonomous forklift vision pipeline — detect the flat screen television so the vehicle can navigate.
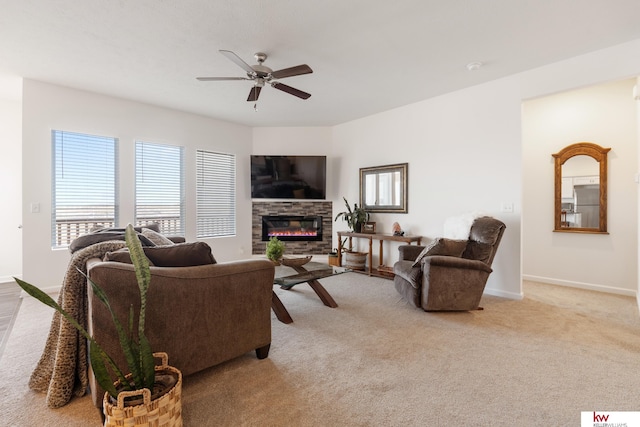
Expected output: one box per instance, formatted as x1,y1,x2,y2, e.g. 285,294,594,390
250,155,326,199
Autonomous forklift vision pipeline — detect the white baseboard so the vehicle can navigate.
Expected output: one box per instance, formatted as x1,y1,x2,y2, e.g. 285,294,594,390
484,287,523,300
0,275,20,285
19,285,61,299
523,274,637,297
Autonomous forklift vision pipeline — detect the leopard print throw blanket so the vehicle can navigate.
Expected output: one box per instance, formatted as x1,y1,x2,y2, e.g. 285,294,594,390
28,240,126,408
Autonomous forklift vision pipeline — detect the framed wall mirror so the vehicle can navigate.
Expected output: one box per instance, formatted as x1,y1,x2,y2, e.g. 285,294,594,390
552,142,610,234
359,163,408,213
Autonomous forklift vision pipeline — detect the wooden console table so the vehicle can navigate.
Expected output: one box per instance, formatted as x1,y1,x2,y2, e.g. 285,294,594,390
336,231,422,278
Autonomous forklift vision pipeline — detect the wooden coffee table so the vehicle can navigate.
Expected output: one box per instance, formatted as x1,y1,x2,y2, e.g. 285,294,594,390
271,259,349,324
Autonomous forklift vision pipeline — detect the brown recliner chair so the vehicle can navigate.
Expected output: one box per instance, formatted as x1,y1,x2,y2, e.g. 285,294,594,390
393,216,505,311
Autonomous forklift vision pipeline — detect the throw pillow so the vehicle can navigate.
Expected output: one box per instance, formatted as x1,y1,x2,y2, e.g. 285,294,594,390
411,237,468,268
104,241,216,267
104,248,155,266
141,228,175,246
144,241,216,267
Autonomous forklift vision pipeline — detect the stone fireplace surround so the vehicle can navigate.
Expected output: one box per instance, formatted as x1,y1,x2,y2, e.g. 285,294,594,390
252,201,333,255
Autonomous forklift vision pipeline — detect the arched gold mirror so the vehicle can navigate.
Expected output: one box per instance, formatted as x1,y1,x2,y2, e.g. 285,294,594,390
552,142,610,233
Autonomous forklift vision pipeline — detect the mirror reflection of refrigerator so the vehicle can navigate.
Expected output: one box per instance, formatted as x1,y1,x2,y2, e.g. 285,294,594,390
573,184,599,228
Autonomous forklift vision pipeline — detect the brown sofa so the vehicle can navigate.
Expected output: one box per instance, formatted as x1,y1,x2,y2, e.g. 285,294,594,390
393,216,505,311
86,256,275,408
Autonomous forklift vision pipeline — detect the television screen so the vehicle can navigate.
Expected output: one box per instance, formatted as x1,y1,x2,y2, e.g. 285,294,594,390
251,155,326,199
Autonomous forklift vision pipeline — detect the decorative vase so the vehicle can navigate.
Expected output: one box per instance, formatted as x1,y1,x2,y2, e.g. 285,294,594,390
344,251,367,271
103,353,183,427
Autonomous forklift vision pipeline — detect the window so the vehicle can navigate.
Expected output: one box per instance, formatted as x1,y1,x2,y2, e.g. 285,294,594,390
135,141,185,235
52,130,118,248
196,150,236,238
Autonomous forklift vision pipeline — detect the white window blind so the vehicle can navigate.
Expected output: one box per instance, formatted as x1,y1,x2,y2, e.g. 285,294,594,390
51,130,118,248
135,141,185,235
196,150,236,238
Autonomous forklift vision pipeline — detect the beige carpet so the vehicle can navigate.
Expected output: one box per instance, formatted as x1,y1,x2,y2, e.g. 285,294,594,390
1,272,639,426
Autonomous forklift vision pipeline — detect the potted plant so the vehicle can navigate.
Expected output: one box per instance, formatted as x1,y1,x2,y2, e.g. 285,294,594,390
328,248,340,267
334,196,369,232
266,236,285,265
15,224,182,426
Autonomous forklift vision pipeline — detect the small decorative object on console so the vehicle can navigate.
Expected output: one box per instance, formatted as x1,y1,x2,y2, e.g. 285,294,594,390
362,222,376,233
392,222,404,236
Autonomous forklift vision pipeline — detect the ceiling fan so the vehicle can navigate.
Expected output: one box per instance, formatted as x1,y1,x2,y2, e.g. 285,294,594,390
197,50,313,102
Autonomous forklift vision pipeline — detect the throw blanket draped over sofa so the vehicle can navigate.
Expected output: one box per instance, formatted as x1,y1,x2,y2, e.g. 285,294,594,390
28,240,127,408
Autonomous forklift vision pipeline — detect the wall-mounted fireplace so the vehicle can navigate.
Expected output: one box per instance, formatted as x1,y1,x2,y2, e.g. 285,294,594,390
252,201,332,255
262,215,322,242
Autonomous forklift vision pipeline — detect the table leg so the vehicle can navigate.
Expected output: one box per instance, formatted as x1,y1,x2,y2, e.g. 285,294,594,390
368,237,373,275
307,279,338,308
271,291,293,324
287,265,339,308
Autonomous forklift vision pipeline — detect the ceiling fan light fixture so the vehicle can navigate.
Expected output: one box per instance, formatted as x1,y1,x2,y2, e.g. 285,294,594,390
198,49,313,103
466,61,483,71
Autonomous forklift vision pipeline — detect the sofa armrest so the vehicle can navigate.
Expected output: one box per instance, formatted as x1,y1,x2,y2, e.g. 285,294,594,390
398,245,425,261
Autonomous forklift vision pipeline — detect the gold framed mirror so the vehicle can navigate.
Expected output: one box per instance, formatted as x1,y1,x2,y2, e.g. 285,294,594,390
552,142,610,233
359,163,408,213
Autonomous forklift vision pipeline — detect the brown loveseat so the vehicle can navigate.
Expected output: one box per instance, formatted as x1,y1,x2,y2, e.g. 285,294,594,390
85,255,275,408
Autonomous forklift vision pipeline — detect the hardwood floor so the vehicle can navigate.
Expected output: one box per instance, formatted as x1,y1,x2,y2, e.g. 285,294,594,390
0,281,22,360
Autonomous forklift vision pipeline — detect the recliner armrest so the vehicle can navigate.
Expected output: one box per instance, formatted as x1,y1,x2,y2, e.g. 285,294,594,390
398,245,425,261
423,255,493,273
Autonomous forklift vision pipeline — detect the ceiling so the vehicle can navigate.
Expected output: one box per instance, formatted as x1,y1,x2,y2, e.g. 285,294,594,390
1,1,640,127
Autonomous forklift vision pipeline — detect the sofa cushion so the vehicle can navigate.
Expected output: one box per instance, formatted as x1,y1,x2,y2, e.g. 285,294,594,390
104,241,216,267
141,228,175,246
462,241,493,264
411,237,467,268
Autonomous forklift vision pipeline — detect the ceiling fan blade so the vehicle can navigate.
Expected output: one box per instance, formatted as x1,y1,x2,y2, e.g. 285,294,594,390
271,82,311,100
196,77,250,81
271,64,313,79
219,50,256,75
247,86,262,102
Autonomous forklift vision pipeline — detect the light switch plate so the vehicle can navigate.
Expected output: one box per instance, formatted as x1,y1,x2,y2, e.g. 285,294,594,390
500,202,514,213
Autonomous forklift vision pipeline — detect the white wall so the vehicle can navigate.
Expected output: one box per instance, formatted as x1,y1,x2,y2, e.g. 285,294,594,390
0,76,22,283
332,77,523,299
22,80,253,288
522,79,638,295
17,38,640,299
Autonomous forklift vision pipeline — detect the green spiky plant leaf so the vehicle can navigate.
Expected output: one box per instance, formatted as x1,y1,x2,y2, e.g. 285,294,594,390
14,223,157,398
334,196,369,231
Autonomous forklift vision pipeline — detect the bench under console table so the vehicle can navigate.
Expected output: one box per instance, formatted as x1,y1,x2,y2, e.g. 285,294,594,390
336,231,422,278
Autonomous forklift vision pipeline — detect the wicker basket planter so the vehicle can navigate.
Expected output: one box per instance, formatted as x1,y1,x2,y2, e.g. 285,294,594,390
343,251,367,271
103,353,183,427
